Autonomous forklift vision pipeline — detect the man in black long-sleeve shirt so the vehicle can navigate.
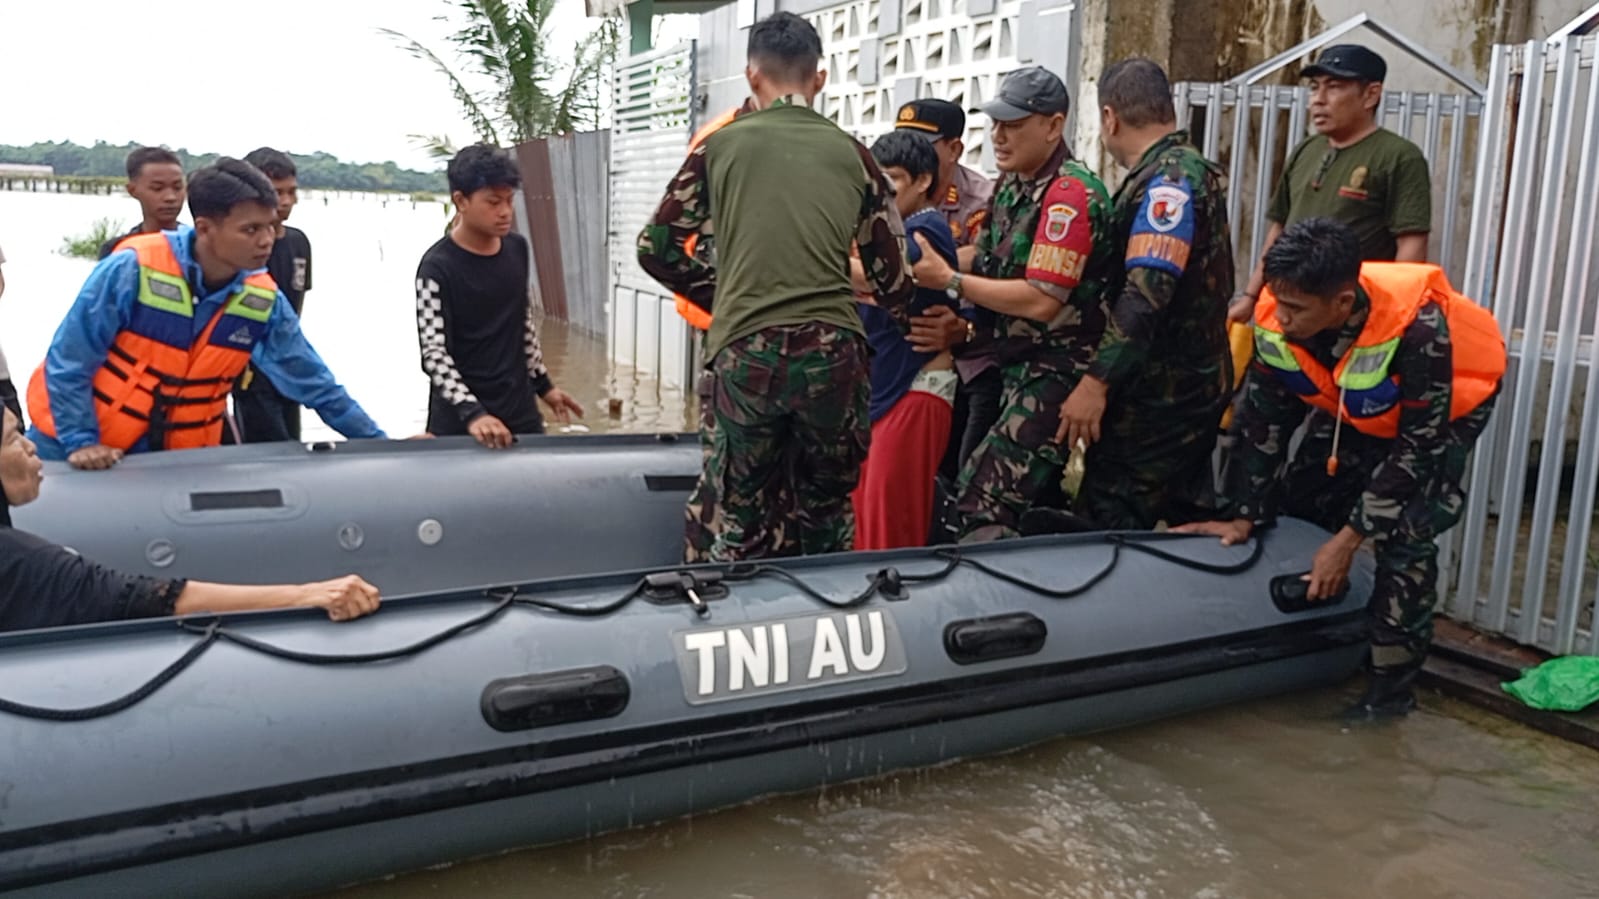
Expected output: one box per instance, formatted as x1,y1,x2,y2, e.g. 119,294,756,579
0,409,380,632
232,146,315,443
415,144,584,448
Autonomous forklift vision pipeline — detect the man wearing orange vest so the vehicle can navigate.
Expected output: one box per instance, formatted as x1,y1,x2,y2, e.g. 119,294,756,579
27,158,384,469
1177,218,1504,721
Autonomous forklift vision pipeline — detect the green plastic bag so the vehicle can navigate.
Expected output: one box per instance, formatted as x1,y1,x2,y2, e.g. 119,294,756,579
1501,656,1599,712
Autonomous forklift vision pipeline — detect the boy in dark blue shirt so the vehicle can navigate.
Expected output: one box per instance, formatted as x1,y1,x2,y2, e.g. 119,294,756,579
850,130,962,548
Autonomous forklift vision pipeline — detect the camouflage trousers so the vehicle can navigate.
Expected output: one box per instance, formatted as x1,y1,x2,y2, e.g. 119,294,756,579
1075,395,1225,530
685,364,804,562
955,364,1079,542
1275,396,1496,674
693,322,870,562
683,363,724,563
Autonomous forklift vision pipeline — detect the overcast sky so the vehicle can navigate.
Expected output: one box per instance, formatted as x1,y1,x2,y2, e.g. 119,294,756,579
0,0,611,172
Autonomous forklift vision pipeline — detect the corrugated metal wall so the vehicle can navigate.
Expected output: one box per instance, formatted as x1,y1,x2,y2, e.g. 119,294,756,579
516,131,612,336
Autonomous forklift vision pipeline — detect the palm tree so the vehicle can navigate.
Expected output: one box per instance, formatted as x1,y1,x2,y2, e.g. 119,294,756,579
383,0,621,154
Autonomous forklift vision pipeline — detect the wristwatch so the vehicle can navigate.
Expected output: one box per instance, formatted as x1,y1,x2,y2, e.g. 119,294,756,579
944,272,964,301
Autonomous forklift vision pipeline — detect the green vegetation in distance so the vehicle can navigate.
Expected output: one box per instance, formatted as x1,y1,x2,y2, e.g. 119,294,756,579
60,217,126,260
1,140,447,193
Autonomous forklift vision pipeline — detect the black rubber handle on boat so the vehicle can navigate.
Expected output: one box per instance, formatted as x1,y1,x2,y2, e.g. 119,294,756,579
944,613,1048,665
481,665,631,732
1270,573,1347,614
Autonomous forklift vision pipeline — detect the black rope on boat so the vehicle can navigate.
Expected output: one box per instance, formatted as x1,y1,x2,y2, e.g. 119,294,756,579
0,530,1269,721
0,622,221,722
185,590,519,665
502,529,1270,613
511,583,646,617
0,597,519,723
1114,531,1269,574
938,542,1122,599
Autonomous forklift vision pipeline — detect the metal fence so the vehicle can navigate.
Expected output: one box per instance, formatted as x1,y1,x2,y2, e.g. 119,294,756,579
1443,20,1599,656
1171,14,1486,285
516,131,611,335
608,41,697,390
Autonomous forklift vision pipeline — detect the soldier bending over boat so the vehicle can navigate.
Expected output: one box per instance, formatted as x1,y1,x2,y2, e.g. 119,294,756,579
1176,218,1505,720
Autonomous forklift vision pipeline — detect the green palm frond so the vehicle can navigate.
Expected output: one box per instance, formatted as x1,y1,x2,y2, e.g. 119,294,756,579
379,26,501,146
551,22,616,133
384,0,621,147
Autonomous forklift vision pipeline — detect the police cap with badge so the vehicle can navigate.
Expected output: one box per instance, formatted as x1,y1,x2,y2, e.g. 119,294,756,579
895,98,966,140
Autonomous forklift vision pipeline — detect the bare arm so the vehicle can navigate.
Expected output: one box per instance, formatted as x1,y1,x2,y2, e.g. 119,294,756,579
911,233,1061,323
956,244,978,273
848,256,870,295
1242,220,1284,299
958,273,1063,322
1235,220,1284,322
175,575,380,622
1394,233,1429,262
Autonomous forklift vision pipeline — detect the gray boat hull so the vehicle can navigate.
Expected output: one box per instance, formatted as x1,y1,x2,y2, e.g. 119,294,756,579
0,519,1372,897
12,435,700,593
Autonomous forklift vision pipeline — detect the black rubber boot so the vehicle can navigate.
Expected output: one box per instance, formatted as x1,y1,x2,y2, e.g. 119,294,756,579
1342,667,1420,722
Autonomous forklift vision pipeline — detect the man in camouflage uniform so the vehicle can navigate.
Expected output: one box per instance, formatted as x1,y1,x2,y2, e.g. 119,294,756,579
677,98,758,563
1057,58,1234,529
1176,218,1505,720
911,67,1118,542
638,12,913,561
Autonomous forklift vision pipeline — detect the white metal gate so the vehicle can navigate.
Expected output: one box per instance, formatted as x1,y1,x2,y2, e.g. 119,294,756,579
1171,14,1486,285
1443,11,1599,656
608,41,697,390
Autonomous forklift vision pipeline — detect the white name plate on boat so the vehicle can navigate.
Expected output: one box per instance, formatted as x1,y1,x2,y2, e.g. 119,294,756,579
674,609,909,705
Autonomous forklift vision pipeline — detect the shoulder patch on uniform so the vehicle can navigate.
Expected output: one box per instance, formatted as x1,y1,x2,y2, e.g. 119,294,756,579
966,208,988,239
1127,174,1195,277
1026,177,1093,290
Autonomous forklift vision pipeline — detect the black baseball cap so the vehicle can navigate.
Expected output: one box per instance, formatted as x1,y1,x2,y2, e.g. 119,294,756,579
1303,44,1387,82
982,66,1070,122
896,99,965,140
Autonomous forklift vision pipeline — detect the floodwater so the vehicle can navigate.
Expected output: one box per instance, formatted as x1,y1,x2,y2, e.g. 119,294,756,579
330,692,1599,899
4,190,1598,899
0,188,693,441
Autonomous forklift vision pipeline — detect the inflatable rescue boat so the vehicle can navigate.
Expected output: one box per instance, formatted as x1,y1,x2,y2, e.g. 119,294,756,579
0,437,1373,896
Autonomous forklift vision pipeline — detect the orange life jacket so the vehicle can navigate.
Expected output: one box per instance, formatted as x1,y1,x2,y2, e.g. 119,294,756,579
1253,262,1505,438
1218,320,1254,431
673,105,743,332
28,232,278,451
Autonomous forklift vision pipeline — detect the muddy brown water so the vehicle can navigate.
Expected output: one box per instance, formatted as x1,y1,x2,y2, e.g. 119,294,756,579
329,689,1599,899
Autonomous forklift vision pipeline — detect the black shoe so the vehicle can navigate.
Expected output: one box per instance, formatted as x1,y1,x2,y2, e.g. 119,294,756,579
1341,669,1419,722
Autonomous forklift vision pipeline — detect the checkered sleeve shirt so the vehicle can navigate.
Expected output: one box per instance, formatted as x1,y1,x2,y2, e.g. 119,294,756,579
415,273,487,425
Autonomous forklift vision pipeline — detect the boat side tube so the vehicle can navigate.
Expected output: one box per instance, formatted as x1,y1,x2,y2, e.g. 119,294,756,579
0,518,1371,898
